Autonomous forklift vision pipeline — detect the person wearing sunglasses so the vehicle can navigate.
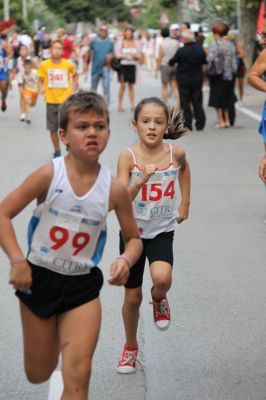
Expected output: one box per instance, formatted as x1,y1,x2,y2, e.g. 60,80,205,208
248,24,266,190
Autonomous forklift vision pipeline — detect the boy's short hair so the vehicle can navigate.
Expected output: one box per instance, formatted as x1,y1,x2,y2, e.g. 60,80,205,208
50,39,63,48
59,91,110,130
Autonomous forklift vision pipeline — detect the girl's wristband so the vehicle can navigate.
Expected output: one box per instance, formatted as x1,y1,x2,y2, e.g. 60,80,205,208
117,255,132,269
10,256,26,265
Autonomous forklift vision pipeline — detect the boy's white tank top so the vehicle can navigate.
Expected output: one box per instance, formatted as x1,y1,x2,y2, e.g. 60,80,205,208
128,144,179,239
27,156,111,275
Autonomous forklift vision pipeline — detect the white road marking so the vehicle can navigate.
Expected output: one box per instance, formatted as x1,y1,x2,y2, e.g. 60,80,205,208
235,103,261,121
48,371,63,400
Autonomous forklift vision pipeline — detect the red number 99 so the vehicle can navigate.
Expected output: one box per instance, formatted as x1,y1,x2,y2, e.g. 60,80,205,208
49,226,90,255
49,226,69,250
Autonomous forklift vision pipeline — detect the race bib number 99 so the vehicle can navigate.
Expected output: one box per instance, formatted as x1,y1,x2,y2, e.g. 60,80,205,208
49,226,90,256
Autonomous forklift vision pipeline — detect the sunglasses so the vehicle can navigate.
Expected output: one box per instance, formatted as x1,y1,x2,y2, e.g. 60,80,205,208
260,31,266,39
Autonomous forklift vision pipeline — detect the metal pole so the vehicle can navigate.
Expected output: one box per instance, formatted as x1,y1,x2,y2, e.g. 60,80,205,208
4,0,10,21
236,0,241,31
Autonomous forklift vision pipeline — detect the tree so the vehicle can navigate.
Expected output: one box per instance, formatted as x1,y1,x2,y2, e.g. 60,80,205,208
44,0,131,24
194,0,261,67
132,0,178,29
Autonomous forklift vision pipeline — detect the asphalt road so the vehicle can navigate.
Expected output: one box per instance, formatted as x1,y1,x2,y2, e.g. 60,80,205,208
0,69,265,400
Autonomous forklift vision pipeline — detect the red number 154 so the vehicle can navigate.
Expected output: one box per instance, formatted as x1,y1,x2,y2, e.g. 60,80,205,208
141,180,175,202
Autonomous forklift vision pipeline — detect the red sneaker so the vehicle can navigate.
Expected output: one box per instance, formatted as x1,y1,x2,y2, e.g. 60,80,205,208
117,345,140,374
150,289,171,330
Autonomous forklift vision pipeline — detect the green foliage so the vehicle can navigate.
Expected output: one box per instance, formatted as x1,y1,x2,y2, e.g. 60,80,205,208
133,0,177,29
44,0,131,24
29,0,64,31
0,0,63,32
191,0,261,26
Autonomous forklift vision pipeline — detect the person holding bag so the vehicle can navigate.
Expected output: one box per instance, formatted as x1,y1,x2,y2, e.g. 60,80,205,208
207,22,237,129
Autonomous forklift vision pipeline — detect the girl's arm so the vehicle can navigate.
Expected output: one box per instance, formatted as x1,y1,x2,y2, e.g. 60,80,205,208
108,177,143,286
174,146,191,224
117,150,157,200
0,164,53,290
259,143,266,183
248,51,266,92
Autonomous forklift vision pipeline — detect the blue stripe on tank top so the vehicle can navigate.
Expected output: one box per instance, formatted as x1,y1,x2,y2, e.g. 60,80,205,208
91,228,107,266
27,215,40,249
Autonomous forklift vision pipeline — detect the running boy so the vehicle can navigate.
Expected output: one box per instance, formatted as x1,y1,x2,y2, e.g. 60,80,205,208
38,39,78,158
0,91,142,399
116,97,190,373
18,58,38,123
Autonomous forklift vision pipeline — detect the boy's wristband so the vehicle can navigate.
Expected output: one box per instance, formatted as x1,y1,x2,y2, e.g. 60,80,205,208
10,256,26,265
117,255,132,269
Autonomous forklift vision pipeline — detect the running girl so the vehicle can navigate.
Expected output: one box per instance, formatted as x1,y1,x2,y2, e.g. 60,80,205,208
0,91,142,399
116,96,190,373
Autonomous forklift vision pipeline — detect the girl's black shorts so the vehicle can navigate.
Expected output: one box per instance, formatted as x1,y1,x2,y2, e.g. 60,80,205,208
120,230,174,289
16,262,104,318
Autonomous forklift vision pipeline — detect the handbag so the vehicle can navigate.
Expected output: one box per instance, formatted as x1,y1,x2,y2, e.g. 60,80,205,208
111,57,121,72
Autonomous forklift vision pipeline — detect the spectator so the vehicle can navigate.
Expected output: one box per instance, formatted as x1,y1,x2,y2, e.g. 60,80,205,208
169,23,181,41
169,29,206,130
156,27,180,107
228,32,246,104
20,30,33,53
207,22,237,128
88,24,114,105
180,21,191,30
195,26,205,47
115,27,141,112
40,32,51,60
56,28,73,59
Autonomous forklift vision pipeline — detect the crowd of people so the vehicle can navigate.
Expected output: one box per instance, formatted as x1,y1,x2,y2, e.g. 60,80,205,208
0,22,247,129
0,17,265,400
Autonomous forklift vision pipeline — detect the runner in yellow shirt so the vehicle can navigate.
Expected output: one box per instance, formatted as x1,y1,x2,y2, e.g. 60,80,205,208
38,39,78,158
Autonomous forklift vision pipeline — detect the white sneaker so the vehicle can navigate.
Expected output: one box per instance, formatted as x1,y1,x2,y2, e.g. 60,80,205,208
20,113,26,121
26,115,31,124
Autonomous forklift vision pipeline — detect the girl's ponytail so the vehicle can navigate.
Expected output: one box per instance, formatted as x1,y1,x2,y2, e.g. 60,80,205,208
164,108,188,140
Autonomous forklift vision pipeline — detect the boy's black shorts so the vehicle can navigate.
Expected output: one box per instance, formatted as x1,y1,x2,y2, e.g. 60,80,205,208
120,230,174,289
16,262,104,318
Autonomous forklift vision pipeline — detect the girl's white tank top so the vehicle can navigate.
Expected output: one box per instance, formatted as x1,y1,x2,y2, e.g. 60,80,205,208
128,144,179,239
